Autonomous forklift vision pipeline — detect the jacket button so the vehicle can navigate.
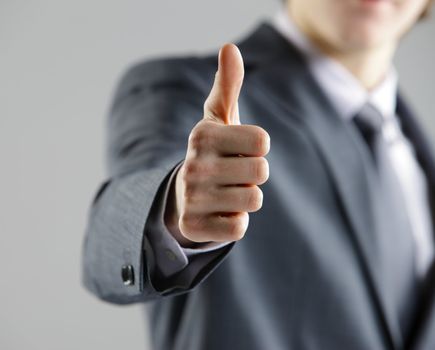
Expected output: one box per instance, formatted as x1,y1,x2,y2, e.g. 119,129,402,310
121,265,134,286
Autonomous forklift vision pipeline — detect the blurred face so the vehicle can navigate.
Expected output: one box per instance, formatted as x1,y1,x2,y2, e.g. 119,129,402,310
288,0,430,53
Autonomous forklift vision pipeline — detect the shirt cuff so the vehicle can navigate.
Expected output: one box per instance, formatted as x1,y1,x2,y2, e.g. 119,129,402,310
181,241,232,257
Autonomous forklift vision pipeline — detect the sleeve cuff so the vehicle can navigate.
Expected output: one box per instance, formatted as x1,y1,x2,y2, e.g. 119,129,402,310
146,160,189,277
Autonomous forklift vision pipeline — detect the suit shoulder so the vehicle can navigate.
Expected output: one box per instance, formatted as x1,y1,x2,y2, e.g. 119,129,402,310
116,54,217,95
109,53,219,119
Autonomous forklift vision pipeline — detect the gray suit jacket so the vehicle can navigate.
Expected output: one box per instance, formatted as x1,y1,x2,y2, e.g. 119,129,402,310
81,21,435,350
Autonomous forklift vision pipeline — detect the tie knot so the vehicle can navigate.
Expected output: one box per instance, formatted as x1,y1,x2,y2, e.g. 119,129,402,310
353,103,384,136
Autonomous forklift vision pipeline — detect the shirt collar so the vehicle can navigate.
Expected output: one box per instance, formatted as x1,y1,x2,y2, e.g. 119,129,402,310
270,9,398,120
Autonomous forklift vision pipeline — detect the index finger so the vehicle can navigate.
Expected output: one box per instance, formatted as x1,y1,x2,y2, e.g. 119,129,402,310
213,124,270,157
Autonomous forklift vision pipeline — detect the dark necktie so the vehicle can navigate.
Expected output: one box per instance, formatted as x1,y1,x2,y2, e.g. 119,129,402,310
352,103,419,339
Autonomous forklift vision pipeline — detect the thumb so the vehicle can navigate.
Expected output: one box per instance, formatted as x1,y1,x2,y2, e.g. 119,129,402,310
204,43,244,125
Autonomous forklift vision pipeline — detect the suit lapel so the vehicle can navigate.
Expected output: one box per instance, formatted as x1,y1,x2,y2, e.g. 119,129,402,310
396,95,435,350
237,22,404,349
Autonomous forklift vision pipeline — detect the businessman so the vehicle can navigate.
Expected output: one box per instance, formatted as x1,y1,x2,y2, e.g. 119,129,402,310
82,0,435,349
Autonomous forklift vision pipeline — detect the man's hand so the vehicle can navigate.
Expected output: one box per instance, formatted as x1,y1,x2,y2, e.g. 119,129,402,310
165,43,270,246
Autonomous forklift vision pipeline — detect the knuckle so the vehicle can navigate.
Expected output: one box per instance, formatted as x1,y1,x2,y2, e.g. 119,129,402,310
183,159,216,183
189,122,220,152
182,160,198,180
189,124,209,150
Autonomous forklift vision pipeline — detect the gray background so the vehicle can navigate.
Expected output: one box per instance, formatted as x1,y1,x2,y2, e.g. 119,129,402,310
1,1,434,349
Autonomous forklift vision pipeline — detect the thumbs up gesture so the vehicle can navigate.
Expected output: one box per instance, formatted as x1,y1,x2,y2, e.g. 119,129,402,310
165,44,270,246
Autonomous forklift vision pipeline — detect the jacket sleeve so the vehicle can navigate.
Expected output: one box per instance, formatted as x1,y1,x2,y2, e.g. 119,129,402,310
81,57,235,305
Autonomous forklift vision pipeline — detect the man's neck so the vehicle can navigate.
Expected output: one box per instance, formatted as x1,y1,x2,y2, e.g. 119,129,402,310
308,35,397,91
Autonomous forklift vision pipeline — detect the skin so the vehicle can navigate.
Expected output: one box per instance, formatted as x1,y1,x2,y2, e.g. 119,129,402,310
165,45,269,247
288,0,430,89
164,0,430,247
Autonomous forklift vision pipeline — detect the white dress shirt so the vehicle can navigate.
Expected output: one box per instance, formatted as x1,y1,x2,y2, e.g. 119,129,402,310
147,8,434,279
